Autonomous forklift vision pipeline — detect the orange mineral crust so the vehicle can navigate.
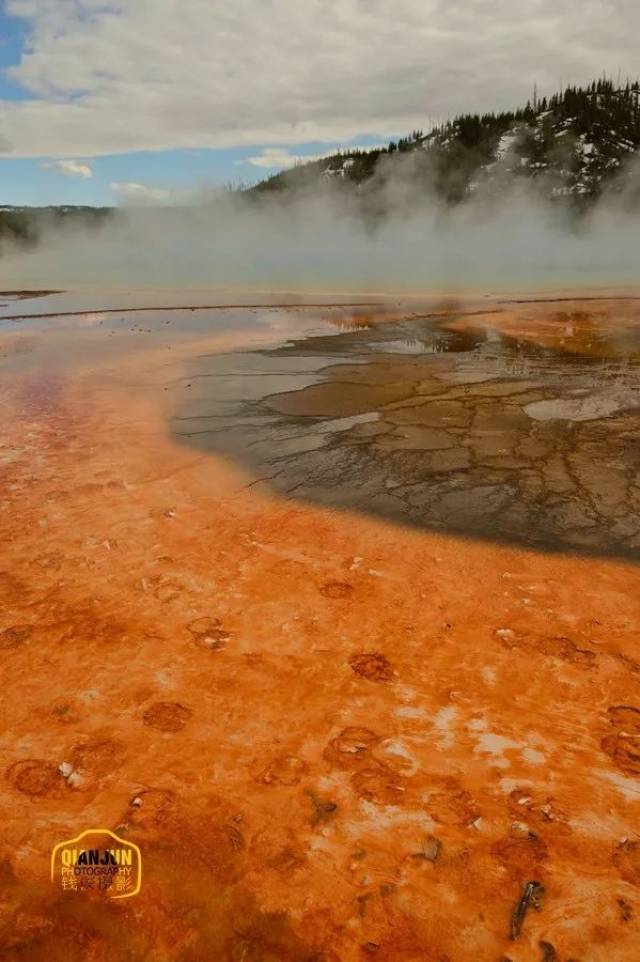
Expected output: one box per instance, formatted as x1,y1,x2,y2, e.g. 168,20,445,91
1,294,640,961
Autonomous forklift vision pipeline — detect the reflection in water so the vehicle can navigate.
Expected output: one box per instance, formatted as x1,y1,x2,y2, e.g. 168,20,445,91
171,310,640,559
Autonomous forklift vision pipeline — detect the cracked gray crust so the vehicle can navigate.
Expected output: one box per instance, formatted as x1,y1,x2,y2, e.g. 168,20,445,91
171,312,640,560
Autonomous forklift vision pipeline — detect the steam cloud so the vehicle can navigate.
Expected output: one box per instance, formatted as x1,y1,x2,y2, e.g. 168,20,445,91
2,153,640,293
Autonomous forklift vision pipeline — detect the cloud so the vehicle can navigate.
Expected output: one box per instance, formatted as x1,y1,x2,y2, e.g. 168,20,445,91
109,181,173,204
1,1,639,158
244,147,334,170
242,144,386,171
42,158,93,179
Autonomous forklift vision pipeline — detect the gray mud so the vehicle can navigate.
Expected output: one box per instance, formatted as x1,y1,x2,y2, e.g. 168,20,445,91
171,309,640,559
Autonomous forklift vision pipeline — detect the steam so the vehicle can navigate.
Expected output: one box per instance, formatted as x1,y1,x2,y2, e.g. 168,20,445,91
2,154,640,293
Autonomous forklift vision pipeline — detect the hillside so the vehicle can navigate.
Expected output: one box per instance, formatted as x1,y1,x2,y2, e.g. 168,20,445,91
251,79,640,204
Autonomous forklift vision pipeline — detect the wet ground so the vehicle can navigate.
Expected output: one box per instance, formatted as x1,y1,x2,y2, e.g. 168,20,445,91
172,304,640,559
1,290,640,962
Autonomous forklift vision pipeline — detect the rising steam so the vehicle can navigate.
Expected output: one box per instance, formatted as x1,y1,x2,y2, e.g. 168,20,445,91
2,153,640,293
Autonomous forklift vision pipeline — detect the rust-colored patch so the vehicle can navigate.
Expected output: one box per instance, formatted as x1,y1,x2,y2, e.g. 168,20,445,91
126,788,178,832
152,577,183,603
226,823,246,852
323,727,381,769
507,789,568,829
0,626,31,650
426,782,480,826
187,615,230,650
607,705,640,734
69,736,123,776
613,840,640,886
6,760,59,797
601,703,640,774
251,754,308,786
349,652,395,682
351,767,408,805
617,896,634,922
497,630,596,667
319,580,353,599
601,733,640,776
307,790,338,826
251,826,308,875
491,834,549,882
142,702,193,732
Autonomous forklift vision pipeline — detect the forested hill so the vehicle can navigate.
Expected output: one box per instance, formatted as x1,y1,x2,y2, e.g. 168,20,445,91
251,79,640,203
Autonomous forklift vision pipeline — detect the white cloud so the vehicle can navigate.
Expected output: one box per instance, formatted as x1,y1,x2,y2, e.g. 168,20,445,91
109,181,173,204
42,158,93,179
0,1,638,158
244,147,334,170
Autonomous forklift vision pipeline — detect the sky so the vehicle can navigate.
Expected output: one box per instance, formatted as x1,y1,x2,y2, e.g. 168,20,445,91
0,0,638,207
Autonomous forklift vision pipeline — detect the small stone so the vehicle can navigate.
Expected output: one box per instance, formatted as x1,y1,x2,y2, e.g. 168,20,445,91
496,628,515,641
58,761,73,778
131,796,143,807
67,771,84,789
